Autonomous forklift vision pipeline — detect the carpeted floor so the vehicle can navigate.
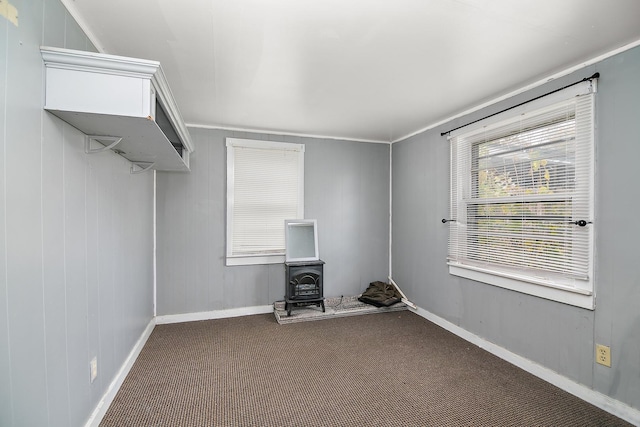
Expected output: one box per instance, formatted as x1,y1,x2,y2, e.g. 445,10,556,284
100,312,632,426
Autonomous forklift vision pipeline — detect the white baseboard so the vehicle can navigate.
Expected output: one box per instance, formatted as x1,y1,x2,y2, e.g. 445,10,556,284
85,317,156,427
413,306,640,426
155,305,273,325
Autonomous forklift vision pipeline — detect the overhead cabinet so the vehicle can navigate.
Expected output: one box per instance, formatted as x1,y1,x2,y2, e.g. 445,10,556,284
41,46,194,172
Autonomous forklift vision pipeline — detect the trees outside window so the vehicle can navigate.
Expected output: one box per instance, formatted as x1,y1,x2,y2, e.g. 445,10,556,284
448,82,595,308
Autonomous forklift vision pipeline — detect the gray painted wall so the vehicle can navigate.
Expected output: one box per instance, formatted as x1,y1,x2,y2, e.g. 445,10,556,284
392,45,640,411
156,129,390,315
0,1,154,426
5,1,634,423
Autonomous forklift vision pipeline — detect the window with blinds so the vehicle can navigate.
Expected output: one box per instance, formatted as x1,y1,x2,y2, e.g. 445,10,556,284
448,81,595,308
226,138,304,266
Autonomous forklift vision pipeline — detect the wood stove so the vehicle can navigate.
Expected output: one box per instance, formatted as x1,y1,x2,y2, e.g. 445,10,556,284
284,260,325,316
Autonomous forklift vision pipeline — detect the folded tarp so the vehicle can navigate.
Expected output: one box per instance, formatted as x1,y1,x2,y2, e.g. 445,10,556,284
358,281,402,307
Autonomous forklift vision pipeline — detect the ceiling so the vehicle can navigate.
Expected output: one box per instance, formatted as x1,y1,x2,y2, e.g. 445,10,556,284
62,0,640,143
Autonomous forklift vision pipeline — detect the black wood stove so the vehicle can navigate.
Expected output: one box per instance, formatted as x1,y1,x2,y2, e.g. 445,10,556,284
284,260,325,316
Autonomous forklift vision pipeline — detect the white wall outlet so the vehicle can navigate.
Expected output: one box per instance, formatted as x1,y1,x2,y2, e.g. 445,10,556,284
90,357,98,383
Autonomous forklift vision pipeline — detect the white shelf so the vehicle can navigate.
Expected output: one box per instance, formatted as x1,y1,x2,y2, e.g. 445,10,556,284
41,46,194,172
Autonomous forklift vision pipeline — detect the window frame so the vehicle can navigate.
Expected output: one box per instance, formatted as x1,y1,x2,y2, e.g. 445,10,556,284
447,81,596,309
226,138,305,266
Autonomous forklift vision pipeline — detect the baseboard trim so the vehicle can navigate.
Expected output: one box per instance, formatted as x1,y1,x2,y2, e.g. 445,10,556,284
155,305,274,325
413,307,640,426
85,317,156,427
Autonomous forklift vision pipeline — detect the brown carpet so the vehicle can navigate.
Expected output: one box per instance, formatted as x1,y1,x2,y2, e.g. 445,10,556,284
100,312,632,426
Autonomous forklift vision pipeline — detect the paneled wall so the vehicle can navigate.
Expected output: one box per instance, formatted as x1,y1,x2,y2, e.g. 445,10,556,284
0,1,154,426
392,45,640,411
156,128,390,315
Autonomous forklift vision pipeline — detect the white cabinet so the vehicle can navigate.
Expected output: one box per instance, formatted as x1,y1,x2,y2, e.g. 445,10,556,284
41,46,194,172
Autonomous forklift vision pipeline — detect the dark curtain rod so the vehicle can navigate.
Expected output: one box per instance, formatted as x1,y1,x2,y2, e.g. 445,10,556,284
440,72,600,137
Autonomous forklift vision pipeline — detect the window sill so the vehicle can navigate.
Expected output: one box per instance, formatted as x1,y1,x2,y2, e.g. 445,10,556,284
448,264,594,310
226,254,285,266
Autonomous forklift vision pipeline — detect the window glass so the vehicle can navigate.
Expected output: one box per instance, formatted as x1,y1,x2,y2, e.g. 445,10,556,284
447,86,595,309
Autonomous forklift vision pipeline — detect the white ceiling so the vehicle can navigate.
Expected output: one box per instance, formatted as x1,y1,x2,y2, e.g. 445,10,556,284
62,0,640,143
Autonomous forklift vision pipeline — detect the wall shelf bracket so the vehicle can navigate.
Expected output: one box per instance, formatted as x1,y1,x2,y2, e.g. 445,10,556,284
130,162,155,175
85,135,123,154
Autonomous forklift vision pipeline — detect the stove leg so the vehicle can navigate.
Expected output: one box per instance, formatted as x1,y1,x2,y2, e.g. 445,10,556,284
321,301,325,312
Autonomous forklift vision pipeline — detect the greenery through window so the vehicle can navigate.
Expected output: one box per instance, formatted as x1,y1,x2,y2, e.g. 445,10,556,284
470,118,576,274
447,82,595,308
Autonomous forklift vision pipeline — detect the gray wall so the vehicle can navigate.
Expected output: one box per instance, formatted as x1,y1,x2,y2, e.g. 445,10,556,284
0,1,155,426
392,45,640,411
156,129,390,315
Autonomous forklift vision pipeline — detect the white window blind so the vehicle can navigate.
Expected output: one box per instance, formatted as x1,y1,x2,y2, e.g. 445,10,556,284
448,81,595,308
226,138,304,265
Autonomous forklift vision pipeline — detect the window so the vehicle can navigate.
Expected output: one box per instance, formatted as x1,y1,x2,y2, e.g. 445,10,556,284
448,80,595,309
226,138,304,266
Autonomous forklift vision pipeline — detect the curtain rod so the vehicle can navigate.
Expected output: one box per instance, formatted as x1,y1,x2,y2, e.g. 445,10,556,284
440,72,600,137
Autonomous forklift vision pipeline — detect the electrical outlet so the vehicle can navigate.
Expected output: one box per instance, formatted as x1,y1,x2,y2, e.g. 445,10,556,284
596,344,611,367
90,357,98,383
